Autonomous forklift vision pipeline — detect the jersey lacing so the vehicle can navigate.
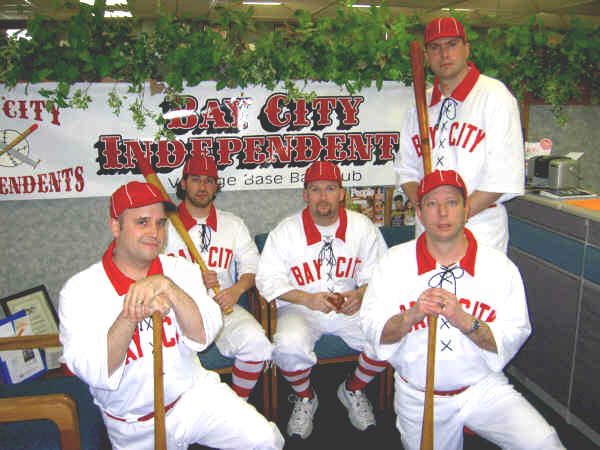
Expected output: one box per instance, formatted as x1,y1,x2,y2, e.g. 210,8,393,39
428,264,464,352
427,264,464,293
433,97,458,169
318,236,336,286
199,224,211,252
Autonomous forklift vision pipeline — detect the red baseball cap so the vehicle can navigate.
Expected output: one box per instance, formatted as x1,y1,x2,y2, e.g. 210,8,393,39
424,17,466,44
304,161,342,187
417,170,467,203
183,154,218,179
110,181,175,219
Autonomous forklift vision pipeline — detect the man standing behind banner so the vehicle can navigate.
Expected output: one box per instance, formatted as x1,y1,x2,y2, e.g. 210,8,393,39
360,170,564,450
59,181,284,449
395,17,524,252
164,154,274,401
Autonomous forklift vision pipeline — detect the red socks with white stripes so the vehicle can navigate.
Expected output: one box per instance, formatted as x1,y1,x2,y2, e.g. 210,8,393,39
345,353,388,391
279,353,387,398
231,360,265,401
281,367,314,398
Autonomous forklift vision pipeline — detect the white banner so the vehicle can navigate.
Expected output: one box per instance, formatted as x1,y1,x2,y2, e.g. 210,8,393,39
0,81,413,200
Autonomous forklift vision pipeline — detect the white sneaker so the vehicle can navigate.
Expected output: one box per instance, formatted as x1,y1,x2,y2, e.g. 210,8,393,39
337,381,376,431
287,392,319,439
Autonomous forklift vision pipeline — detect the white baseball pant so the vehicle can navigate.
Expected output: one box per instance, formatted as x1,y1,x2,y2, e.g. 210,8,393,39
214,304,274,362
394,371,564,450
103,369,284,449
272,303,377,372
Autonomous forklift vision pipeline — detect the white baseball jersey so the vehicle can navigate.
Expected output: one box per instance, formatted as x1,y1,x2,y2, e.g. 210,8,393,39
395,62,525,252
360,230,564,450
256,206,388,309
360,228,530,391
59,242,223,420
165,203,259,291
164,202,272,363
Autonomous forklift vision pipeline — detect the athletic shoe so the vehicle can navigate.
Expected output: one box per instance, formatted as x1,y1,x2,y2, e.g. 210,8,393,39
337,381,376,431
287,392,319,439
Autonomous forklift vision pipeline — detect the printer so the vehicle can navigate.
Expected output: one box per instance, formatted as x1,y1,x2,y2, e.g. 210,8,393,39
527,155,580,190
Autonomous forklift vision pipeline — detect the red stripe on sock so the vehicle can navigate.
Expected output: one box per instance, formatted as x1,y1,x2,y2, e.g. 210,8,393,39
360,353,388,368
280,367,311,378
346,375,367,391
296,387,313,398
232,366,262,380
358,366,379,377
231,384,252,398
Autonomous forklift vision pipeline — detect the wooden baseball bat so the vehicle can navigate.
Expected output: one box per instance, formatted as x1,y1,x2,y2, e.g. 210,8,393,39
410,39,435,450
129,147,229,309
152,312,166,450
130,150,229,450
0,124,39,159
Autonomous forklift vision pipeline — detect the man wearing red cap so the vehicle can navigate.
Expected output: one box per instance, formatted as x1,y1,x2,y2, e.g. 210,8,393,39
59,181,284,449
361,170,564,450
395,16,525,253
256,160,389,439
164,154,273,402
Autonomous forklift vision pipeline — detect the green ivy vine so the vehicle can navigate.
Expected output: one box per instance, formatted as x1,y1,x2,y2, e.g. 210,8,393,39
0,2,598,136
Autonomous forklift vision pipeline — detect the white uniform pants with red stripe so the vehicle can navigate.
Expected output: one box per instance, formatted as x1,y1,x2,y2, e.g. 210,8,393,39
272,303,378,372
394,371,565,450
104,368,284,450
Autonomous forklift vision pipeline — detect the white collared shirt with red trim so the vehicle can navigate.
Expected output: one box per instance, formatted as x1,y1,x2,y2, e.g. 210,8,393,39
164,203,259,292
395,61,524,203
256,206,388,309
360,228,531,392
58,243,222,421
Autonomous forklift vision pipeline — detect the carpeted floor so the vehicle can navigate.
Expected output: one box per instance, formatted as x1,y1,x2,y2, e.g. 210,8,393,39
230,361,598,450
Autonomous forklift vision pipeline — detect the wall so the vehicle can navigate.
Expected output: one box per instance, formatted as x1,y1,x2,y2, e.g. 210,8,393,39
0,190,305,315
506,196,600,443
1,103,598,313
526,104,600,193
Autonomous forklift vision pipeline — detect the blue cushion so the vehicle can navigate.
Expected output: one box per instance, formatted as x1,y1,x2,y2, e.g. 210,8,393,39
255,233,269,253
379,225,415,247
237,290,250,310
0,376,110,450
197,344,235,370
315,334,360,359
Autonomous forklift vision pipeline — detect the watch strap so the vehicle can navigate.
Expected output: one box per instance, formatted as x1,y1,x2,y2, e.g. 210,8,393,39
464,318,480,335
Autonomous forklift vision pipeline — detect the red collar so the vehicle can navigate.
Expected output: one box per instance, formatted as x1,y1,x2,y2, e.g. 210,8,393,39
430,62,480,107
416,228,477,276
177,202,218,232
102,240,165,296
302,206,348,246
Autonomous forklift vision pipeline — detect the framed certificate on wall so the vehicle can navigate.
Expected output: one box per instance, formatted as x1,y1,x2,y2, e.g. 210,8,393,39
0,285,61,369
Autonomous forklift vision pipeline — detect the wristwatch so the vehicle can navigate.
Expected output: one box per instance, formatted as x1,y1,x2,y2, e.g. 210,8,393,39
464,318,481,335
